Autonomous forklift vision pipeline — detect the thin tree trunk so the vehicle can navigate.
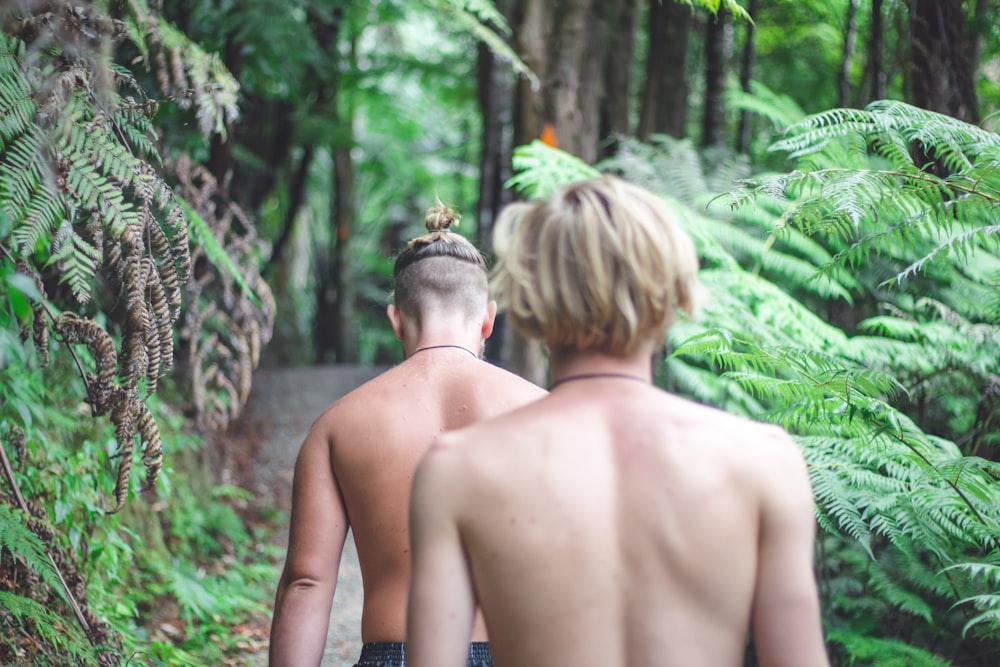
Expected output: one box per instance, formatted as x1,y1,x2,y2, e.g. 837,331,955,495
864,0,886,102
513,0,549,148
599,0,639,158
736,0,760,154
266,145,316,272
838,0,860,107
476,0,516,364
331,142,356,363
638,0,691,140
701,8,731,148
331,31,358,364
476,0,516,253
310,8,344,363
909,0,979,123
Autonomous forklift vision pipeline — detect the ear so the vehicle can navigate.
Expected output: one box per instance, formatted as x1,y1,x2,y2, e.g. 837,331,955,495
387,304,405,341
481,300,497,339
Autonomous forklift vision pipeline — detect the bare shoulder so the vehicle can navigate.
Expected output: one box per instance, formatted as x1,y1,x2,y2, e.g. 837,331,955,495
475,361,548,404
412,430,476,501
306,369,402,441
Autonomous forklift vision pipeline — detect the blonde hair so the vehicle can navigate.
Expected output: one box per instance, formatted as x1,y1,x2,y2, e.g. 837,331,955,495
392,200,488,322
492,175,699,355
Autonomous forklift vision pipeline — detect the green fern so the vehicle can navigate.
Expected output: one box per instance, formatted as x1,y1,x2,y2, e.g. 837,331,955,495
0,592,97,664
507,140,601,199
828,628,953,666
507,122,1000,655
0,504,65,599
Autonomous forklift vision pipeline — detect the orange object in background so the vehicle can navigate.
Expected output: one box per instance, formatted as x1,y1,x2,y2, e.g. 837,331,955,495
540,123,559,148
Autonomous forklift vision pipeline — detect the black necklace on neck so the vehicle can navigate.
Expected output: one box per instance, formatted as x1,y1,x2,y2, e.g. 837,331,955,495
549,372,650,390
409,344,478,359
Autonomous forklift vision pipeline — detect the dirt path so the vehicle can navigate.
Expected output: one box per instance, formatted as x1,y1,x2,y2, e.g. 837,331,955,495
234,364,387,667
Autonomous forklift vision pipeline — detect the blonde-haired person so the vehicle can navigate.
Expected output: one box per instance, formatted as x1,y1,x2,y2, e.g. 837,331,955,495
269,202,546,667
406,175,830,667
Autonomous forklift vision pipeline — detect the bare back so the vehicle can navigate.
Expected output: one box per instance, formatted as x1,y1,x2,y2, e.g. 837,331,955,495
423,381,825,667
322,351,546,641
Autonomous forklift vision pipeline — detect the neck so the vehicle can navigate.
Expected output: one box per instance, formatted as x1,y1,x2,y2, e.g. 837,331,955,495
548,346,655,388
404,332,483,360
408,343,478,359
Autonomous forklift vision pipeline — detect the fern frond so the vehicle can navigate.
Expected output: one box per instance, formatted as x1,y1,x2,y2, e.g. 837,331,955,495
0,127,44,217
508,140,601,199
0,591,97,662
828,628,953,666
0,504,66,599
725,79,807,133
153,18,239,138
181,198,260,306
424,0,538,88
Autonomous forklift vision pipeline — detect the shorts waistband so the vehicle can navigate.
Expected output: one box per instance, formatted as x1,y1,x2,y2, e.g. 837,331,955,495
355,641,492,666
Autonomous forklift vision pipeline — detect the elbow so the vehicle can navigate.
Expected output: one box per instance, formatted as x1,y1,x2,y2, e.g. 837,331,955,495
276,562,335,599
285,575,325,593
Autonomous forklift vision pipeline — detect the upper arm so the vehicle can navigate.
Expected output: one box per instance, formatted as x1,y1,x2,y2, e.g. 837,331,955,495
406,440,477,667
283,420,350,583
751,433,830,667
270,417,350,667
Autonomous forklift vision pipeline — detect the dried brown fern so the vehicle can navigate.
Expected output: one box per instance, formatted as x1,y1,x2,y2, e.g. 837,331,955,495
171,155,274,431
0,0,242,509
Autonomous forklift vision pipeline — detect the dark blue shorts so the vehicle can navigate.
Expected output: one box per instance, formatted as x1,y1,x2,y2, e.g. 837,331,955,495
352,641,493,667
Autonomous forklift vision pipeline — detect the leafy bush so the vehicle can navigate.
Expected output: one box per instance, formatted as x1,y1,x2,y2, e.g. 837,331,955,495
510,105,1000,664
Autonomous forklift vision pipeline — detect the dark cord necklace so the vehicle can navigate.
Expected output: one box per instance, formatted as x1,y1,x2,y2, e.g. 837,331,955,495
409,344,477,359
550,372,650,390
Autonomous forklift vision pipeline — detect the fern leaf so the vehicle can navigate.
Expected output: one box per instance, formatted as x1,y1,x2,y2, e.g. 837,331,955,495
0,504,69,607
180,198,261,306
507,140,601,199
0,591,98,661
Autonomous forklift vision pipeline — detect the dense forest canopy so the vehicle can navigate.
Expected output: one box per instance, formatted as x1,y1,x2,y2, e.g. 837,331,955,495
1,0,999,665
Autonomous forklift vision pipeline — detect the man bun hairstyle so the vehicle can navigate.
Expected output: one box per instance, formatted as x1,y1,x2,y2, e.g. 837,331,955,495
392,200,488,322
492,175,700,356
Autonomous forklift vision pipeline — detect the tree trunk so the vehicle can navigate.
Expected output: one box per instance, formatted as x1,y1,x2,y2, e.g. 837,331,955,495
701,8,731,148
476,0,516,254
331,137,357,363
736,0,760,153
837,0,860,107
477,0,517,364
513,0,549,149
638,0,691,140
266,145,316,273
506,0,553,384
909,0,979,123
864,0,886,102
546,0,607,163
599,0,639,158
331,29,358,364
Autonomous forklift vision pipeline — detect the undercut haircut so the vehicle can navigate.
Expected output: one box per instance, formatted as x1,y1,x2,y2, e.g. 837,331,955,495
492,175,700,356
392,201,489,324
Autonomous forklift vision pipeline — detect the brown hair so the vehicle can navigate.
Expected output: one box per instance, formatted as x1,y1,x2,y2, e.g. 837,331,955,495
392,200,488,321
492,175,699,355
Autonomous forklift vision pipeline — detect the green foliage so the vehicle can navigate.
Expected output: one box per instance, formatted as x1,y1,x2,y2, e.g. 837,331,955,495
0,592,98,665
0,504,65,605
827,629,953,666
508,108,1000,662
1,1,276,663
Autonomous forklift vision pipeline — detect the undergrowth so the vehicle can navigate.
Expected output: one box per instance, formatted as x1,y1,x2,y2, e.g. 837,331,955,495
0,321,280,665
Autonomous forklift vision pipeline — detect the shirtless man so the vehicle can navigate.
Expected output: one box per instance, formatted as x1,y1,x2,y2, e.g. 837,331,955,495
269,203,547,667
406,176,830,667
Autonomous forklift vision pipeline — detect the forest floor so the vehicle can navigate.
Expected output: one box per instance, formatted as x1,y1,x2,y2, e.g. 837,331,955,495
225,364,387,667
